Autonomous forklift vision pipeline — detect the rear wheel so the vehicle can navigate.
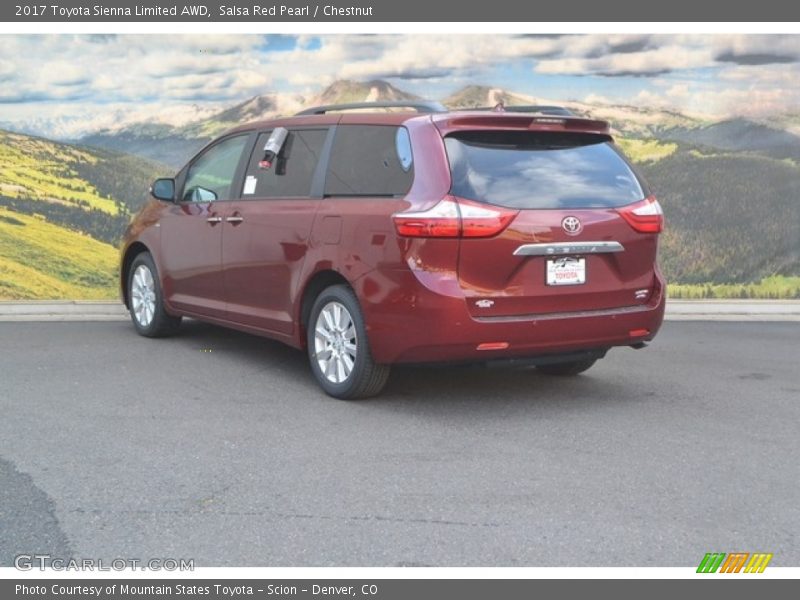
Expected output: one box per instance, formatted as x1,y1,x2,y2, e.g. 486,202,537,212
536,358,597,376
127,252,181,337
307,285,390,399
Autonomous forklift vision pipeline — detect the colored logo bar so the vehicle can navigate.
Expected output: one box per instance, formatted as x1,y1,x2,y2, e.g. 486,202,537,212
697,553,773,573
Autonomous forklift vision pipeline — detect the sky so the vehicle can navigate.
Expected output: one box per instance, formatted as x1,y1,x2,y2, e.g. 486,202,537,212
0,34,798,138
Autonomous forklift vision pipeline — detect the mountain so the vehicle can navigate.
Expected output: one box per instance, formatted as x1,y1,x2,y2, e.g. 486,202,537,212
0,129,167,213
0,129,168,214
629,145,800,283
81,93,305,169
0,129,171,299
81,124,209,170
178,93,305,139
566,101,702,137
442,85,702,137
79,80,421,168
310,79,421,106
2,103,223,141
659,119,800,160
0,128,167,246
758,112,800,137
443,85,534,109
77,80,714,171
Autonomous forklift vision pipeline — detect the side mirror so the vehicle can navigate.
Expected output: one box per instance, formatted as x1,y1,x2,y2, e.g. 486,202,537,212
150,178,175,202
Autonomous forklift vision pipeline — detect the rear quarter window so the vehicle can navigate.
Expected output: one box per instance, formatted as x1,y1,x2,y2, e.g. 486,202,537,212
324,125,414,197
444,131,646,209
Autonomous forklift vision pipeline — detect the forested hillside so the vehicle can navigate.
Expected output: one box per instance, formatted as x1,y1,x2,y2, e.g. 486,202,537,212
0,129,168,299
636,147,800,283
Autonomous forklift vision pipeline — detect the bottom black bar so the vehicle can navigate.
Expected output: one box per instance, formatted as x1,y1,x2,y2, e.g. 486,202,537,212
2,579,795,600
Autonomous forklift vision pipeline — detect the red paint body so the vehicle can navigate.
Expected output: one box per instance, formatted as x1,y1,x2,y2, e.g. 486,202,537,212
121,111,665,365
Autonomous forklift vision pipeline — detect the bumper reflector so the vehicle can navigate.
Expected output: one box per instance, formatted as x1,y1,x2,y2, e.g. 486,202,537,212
629,328,650,337
477,342,510,351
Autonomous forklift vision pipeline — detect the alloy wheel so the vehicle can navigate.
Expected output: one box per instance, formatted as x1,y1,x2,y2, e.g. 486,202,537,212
313,301,358,384
130,264,156,328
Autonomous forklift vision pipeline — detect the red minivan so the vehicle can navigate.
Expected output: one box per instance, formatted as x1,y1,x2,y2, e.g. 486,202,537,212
120,101,665,399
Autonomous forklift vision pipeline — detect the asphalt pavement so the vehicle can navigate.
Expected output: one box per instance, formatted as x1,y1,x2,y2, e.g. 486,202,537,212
1,319,798,567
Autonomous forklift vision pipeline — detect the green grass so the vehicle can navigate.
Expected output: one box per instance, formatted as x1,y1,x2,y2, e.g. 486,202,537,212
688,149,721,158
668,276,800,299
0,130,119,214
190,119,237,138
616,138,678,163
0,207,118,299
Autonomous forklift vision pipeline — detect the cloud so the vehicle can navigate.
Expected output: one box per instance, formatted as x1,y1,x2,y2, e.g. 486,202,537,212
583,93,613,104
0,34,799,134
609,38,653,54
535,44,715,76
278,35,565,84
369,68,453,80
716,51,797,65
535,35,800,77
0,34,270,106
719,63,800,85
44,62,91,86
665,84,690,99
711,35,800,61
628,78,799,119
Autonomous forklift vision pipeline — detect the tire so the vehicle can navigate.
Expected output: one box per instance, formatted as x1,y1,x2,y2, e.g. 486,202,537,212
127,252,182,338
306,284,390,399
536,358,597,376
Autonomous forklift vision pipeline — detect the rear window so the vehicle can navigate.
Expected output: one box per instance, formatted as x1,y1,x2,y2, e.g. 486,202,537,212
324,125,414,197
444,131,645,209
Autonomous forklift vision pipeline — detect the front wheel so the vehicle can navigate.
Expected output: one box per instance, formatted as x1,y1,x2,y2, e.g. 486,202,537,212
307,285,390,400
127,252,181,337
536,359,597,376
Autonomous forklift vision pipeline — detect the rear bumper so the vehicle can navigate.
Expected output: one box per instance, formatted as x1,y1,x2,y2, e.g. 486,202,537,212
357,267,666,364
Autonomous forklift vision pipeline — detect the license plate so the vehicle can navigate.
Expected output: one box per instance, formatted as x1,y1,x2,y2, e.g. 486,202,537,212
546,257,586,286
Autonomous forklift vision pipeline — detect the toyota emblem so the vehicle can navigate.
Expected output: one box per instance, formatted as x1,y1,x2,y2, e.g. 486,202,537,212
562,216,582,235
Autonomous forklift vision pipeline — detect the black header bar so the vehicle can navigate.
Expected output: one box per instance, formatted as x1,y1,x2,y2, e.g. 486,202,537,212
2,0,799,22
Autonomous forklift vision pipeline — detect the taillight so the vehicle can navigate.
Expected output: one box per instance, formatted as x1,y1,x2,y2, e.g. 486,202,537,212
393,196,517,238
393,196,460,237
459,199,518,238
618,195,664,233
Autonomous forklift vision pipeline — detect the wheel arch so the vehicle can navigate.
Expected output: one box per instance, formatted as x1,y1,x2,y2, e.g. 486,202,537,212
297,269,353,348
120,242,151,309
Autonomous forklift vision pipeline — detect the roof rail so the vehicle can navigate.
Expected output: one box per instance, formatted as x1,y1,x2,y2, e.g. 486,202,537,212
469,104,575,116
295,101,447,116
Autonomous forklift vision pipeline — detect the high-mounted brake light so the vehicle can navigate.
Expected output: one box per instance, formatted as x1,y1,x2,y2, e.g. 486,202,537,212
532,117,566,125
617,195,664,234
393,196,518,239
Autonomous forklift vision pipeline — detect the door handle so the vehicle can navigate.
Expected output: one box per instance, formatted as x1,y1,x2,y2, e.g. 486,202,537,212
206,216,222,224
226,215,244,225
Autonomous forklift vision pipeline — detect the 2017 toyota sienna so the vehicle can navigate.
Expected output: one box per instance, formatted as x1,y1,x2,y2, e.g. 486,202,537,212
120,101,666,399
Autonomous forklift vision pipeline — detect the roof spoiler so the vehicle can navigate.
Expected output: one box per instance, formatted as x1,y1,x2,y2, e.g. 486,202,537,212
466,104,576,116
434,113,611,135
296,101,447,116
